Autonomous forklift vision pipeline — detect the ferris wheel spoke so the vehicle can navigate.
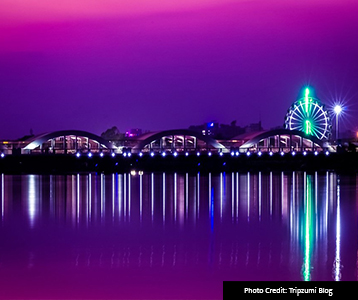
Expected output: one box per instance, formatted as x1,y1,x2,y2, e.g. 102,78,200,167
313,126,326,136
310,105,320,119
314,128,326,135
310,126,321,136
314,111,326,121
314,123,326,129
291,118,304,127
296,105,307,119
315,119,326,126
312,126,326,139
290,116,304,123
290,125,302,130
311,107,323,120
292,109,305,120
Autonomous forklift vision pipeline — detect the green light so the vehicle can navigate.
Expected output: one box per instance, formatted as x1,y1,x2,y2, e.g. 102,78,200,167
303,175,313,281
305,88,310,113
305,120,312,135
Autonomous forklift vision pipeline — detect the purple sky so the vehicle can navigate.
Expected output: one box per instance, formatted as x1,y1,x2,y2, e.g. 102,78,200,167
1,0,358,139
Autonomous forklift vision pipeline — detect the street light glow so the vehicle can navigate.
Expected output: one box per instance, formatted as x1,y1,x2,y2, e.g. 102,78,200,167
334,105,342,115
334,105,343,141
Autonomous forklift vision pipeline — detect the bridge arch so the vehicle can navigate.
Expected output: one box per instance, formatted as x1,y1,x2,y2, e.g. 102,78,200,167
232,129,334,152
23,130,114,154
132,129,227,153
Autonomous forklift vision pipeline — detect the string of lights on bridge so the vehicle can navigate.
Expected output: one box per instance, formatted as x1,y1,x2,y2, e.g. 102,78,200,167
72,149,330,159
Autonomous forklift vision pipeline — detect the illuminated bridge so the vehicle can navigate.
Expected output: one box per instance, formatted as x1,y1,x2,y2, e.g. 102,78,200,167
130,129,227,154
1,128,354,174
21,130,114,154
0,128,335,156
228,129,334,153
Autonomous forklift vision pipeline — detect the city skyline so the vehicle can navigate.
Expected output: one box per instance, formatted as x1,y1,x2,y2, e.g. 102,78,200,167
1,0,358,140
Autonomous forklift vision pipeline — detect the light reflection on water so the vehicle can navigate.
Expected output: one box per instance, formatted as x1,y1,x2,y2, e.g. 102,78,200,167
0,172,357,299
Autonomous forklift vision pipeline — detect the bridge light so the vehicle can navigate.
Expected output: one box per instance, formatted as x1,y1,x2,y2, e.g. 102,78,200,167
111,152,116,157
235,151,239,156
123,152,127,157
269,151,273,156
219,152,223,156
197,152,200,156
246,151,251,156
303,151,307,156
292,151,296,156
150,152,155,157
88,152,92,158
185,152,189,156
314,151,318,156
162,152,166,157
173,152,178,157
325,151,329,156
0,153,4,158
231,151,235,156
139,152,143,157
208,152,212,156
280,151,284,156
76,152,81,158
258,151,262,156
128,153,131,157
100,152,104,157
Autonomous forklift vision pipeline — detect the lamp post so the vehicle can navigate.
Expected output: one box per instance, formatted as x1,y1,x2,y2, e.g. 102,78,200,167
334,105,342,142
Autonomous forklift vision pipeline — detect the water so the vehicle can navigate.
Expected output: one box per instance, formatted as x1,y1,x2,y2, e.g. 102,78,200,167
0,172,357,299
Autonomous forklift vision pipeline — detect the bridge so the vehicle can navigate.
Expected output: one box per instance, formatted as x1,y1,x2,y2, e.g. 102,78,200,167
0,128,334,156
21,130,114,154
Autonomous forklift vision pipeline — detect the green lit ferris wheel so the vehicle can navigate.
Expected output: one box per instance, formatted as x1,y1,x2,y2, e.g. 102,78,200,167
284,88,332,140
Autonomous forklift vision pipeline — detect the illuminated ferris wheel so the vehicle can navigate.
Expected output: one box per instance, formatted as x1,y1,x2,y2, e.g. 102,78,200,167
284,88,332,140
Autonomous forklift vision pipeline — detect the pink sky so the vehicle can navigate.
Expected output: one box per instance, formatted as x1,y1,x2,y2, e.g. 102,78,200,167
1,0,358,139
0,0,232,24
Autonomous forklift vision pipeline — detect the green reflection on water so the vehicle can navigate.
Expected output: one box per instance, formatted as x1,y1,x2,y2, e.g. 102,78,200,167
303,174,313,281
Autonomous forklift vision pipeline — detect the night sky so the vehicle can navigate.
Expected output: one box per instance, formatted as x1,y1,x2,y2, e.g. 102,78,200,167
1,0,358,140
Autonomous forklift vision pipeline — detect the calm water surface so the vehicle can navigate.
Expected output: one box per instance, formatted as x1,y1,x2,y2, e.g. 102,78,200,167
0,172,357,299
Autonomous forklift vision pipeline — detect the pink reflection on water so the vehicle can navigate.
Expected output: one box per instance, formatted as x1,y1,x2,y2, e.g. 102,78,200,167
0,172,357,299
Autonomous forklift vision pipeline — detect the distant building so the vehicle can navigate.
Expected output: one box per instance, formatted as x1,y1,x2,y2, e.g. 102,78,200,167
244,121,263,133
189,120,262,140
125,128,143,137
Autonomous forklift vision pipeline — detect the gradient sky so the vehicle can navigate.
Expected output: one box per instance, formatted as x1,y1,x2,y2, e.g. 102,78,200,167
1,0,358,139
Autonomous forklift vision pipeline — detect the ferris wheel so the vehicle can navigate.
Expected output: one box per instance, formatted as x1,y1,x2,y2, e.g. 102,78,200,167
284,88,332,140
